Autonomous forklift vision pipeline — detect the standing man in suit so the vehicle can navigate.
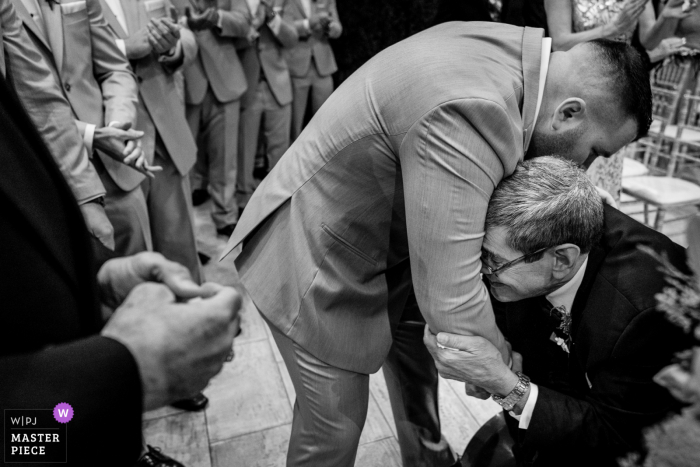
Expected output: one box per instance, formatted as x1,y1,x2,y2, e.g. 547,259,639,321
236,0,297,216
0,0,114,251
221,23,652,466
284,0,341,141
99,0,202,283
426,157,689,467
0,70,242,466
11,0,151,261
174,0,250,237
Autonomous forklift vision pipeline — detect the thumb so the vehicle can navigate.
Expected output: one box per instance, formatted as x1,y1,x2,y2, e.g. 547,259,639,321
437,332,472,351
202,286,242,322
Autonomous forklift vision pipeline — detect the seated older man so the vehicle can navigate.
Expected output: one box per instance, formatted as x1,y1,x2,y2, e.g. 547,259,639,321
425,156,692,467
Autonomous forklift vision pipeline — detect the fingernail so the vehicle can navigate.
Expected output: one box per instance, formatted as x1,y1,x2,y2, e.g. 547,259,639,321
437,333,447,344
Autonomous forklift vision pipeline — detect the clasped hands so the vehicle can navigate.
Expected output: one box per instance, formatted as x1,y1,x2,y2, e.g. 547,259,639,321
93,122,161,177
100,252,243,411
423,325,522,400
185,6,219,31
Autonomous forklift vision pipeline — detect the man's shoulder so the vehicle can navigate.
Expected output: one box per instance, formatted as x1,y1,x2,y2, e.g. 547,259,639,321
593,205,687,313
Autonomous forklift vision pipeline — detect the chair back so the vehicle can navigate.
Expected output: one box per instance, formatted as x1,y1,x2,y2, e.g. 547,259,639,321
670,91,700,177
652,60,692,92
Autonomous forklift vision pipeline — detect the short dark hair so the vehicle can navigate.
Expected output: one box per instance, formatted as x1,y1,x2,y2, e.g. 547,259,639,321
587,39,652,140
485,157,604,258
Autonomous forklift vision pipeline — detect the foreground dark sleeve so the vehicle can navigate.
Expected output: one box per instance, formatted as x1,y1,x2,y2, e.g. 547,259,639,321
524,307,687,455
0,337,143,464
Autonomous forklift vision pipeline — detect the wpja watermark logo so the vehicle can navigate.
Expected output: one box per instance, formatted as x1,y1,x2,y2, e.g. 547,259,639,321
3,403,72,463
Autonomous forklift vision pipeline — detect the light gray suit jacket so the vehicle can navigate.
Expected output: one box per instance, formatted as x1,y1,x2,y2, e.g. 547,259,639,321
283,0,340,78
222,22,544,374
171,0,249,105
12,0,141,192
236,0,297,108
100,0,197,175
0,0,104,203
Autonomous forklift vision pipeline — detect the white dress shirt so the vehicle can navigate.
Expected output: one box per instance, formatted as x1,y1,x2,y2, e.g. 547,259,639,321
510,255,589,429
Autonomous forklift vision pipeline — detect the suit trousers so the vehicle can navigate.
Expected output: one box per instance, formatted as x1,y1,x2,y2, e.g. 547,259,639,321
290,61,334,141
266,302,455,467
94,155,152,260
140,134,202,284
187,86,241,229
237,80,291,209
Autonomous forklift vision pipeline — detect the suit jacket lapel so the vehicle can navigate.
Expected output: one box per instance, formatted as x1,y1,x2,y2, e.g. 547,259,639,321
294,0,306,18
570,245,607,371
40,0,64,74
0,20,5,77
101,0,128,38
520,27,544,152
122,0,142,36
14,0,52,51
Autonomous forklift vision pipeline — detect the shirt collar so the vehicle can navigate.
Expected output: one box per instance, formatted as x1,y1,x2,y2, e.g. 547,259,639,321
531,37,552,138
546,255,588,313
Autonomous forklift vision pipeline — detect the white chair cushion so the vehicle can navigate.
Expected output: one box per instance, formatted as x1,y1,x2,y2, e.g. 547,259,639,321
622,176,700,205
622,158,649,178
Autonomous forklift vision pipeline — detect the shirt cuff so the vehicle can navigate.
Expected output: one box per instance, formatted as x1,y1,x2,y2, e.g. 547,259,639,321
217,9,224,29
508,383,539,429
83,123,96,155
268,14,282,35
115,39,127,57
303,18,310,33
159,40,183,64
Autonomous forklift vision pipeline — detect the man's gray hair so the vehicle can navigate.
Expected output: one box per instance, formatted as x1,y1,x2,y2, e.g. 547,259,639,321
485,156,604,257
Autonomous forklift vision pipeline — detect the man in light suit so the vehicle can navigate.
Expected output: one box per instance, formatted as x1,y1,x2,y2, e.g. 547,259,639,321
11,0,150,261
99,0,201,283
0,0,114,251
284,0,341,141
236,0,297,215
221,22,652,467
170,0,250,237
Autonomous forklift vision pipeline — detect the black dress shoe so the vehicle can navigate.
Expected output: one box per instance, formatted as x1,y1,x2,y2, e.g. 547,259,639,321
136,445,184,467
253,166,269,180
216,223,236,237
170,392,209,412
191,189,210,207
197,252,211,265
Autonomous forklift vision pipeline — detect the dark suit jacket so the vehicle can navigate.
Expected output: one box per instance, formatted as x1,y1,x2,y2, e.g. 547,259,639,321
493,205,691,467
0,75,142,465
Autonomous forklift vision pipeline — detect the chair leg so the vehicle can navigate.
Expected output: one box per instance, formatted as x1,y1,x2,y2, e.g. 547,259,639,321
654,208,667,231
644,203,649,226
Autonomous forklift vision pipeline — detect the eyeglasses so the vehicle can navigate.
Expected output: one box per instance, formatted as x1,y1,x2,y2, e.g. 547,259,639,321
481,246,549,278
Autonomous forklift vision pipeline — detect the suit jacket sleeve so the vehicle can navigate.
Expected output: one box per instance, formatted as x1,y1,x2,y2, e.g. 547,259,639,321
0,0,104,203
524,307,686,454
327,0,341,38
87,0,138,126
179,24,198,68
272,1,298,48
0,336,143,461
217,0,249,38
400,99,512,360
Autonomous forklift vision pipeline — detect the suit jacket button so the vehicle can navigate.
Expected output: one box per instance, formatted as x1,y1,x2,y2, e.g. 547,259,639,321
64,83,71,92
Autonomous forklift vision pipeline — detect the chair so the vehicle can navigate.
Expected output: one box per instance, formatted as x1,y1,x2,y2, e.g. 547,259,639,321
460,413,515,467
622,92,700,230
623,86,679,179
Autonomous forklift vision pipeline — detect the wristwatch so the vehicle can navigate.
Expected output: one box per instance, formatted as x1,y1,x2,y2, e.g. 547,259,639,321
492,372,530,412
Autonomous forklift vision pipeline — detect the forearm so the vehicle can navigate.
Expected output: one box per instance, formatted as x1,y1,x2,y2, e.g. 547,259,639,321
641,16,681,50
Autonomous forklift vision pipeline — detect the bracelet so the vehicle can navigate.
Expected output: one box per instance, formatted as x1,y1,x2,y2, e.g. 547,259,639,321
492,372,530,412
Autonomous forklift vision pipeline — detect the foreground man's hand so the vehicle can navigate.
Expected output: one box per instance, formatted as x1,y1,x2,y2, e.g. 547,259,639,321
79,201,115,250
424,326,519,397
97,251,204,308
102,282,242,411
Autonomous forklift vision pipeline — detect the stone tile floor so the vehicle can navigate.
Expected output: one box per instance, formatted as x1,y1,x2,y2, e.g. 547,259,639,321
142,196,697,467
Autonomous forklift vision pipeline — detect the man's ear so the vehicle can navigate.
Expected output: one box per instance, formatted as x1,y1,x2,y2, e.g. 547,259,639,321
552,98,586,131
551,244,581,279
